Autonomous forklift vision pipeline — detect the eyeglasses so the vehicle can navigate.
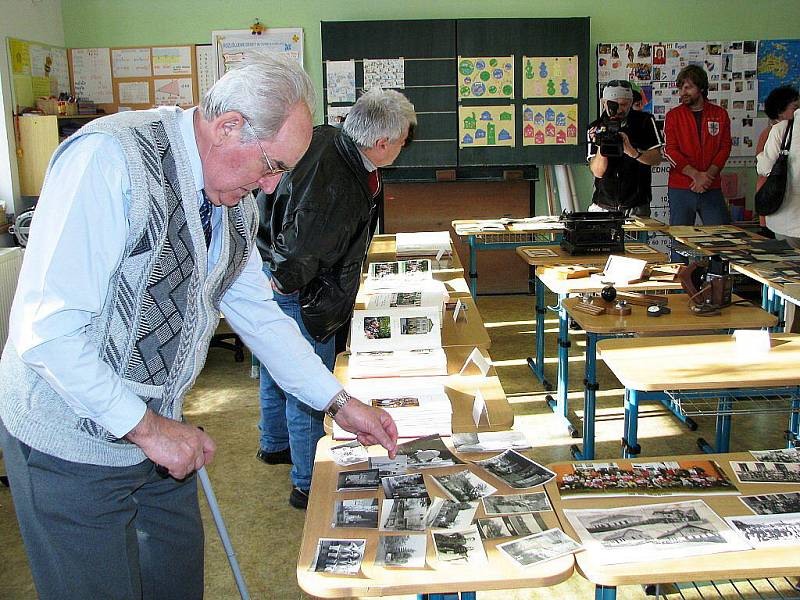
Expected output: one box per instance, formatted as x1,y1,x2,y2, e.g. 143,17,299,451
606,80,633,89
242,117,293,176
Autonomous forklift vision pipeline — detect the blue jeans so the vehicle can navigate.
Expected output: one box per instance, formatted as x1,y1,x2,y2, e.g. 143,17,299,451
667,187,730,226
258,267,335,490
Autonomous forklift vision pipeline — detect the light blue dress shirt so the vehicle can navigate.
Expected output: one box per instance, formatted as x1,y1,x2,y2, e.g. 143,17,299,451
9,107,342,439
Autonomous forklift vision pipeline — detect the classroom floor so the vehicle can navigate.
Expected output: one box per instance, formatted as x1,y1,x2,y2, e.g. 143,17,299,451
0,293,792,599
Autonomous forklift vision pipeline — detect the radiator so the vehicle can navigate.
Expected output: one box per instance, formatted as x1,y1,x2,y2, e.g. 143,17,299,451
0,247,23,352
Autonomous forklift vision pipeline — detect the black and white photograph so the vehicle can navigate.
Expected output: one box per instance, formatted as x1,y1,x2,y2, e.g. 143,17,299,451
563,500,749,565
380,498,430,531
477,514,548,540
402,259,430,274
481,492,552,516
397,434,463,469
750,448,800,463
497,529,582,568
426,498,479,530
311,538,366,575
369,261,400,280
451,431,532,454
725,513,800,548
381,473,429,499
329,440,369,466
431,469,497,502
371,396,420,408
731,461,800,484
432,525,487,565
474,450,556,489
332,498,379,529
391,292,423,307
369,456,409,477
400,316,433,335
336,468,381,491
374,534,427,568
739,491,800,515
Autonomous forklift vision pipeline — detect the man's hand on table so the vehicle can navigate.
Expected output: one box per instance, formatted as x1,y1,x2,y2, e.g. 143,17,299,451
334,399,399,458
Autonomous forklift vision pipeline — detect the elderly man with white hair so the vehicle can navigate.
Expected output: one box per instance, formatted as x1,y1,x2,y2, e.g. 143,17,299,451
587,79,663,216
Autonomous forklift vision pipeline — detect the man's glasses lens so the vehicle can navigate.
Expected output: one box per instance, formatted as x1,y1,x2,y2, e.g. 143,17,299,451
243,117,291,176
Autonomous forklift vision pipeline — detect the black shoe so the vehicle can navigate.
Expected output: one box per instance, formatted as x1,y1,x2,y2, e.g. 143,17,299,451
255,447,292,465
289,486,309,510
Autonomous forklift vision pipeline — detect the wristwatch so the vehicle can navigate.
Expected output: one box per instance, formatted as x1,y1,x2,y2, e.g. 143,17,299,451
326,389,352,418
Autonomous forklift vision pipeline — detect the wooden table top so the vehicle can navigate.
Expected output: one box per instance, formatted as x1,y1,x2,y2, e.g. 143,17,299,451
547,452,800,587
536,265,683,296
516,244,667,267
332,347,514,434
564,294,777,335
452,216,667,236
667,225,757,240
366,234,464,275
597,333,800,391
297,436,574,598
731,262,800,307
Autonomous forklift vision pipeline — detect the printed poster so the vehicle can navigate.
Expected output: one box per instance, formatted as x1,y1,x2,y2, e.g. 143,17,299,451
213,28,303,79
523,56,578,98
522,104,578,146
458,56,514,99
326,60,356,103
152,46,192,76
72,47,113,104
363,58,405,91
112,48,152,78
118,81,151,105
459,105,515,148
154,78,194,106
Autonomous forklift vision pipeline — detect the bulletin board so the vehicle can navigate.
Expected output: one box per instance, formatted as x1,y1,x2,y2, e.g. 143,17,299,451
6,37,70,112
68,44,199,115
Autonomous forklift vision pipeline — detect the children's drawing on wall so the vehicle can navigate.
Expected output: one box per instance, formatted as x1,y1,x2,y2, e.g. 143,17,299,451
459,105,515,148
522,104,578,146
522,56,578,98
458,56,514,99
363,58,405,90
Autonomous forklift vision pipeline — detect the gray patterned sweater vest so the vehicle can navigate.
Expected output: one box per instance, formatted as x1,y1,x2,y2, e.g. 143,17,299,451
0,108,257,466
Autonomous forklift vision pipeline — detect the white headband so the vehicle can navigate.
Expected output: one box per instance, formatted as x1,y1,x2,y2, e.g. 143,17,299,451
603,84,633,102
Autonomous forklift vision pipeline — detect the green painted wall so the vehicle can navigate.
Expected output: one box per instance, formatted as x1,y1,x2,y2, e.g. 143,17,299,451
61,0,800,212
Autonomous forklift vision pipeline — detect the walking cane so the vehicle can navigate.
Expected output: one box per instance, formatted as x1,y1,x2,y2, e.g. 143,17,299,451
198,466,251,600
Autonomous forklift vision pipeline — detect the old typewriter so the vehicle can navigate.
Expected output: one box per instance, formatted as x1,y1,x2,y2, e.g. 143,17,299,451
559,210,625,255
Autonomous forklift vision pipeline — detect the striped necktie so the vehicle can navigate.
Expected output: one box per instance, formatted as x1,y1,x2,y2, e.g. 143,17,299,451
199,191,213,248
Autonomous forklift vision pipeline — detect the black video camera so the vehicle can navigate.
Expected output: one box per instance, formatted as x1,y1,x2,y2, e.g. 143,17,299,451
594,117,624,158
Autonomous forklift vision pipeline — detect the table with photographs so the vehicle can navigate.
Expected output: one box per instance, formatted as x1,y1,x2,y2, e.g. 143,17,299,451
597,334,800,459
451,216,666,298
514,244,669,436
562,292,777,460
296,436,574,598
546,452,800,600
365,234,464,278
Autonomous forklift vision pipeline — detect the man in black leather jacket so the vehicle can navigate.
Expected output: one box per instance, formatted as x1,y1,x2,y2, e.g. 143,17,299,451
255,89,416,508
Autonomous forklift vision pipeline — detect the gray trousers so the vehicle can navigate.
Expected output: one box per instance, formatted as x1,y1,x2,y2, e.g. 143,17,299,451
0,419,204,600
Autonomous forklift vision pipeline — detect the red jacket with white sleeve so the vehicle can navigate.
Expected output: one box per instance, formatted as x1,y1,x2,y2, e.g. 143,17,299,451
663,101,732,190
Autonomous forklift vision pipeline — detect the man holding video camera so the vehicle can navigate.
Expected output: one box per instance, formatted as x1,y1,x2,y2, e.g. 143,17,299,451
587,80,663,216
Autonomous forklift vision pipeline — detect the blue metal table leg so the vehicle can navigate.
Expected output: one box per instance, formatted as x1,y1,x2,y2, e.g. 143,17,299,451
623,388,642,458
468,236,478,299
595,584,617,600
572,332,599,460
527,275,553,390
789,388,800,448
546,293,579,437
700,396,732,454
761,283,770,311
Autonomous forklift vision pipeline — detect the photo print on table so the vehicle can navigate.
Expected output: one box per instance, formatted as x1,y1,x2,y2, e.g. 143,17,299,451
474,450,556,488
426,498,479,530
731,461,800,484
481,492,552,516
369,261,400,280
432,525,487,565
497,529,582,568
396,434,463,469
380,498,430,531
371,396,420,409
381,473,429,499
400,316,433,335
739,491,800,515
363,315,392,340
369,455,409,477
725,513,800,548
431,469,497,502
329,441,369,466
311,538,366,575
336,468,381,491
477,513,548,540
374,534,427,568
451,431,532,454
750,448,800,463
332,498,379,529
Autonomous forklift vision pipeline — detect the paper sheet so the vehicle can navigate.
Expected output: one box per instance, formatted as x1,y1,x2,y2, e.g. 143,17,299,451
522,56,578,98
459,105,515,148
118,81,151,105
522,104,578,146
112,48,151,78
72,47,113,103
363,58,405,90
326,60,356,103
154,78,193,106
458,56,514,99
152,46,192,76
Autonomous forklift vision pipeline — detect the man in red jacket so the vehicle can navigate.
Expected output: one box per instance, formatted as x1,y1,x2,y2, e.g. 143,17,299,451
664,65,732,225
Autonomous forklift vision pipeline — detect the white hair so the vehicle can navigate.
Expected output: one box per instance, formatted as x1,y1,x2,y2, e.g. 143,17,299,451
343,89,417,148
201,52,316,141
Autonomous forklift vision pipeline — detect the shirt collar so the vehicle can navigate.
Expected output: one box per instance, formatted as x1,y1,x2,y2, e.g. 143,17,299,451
358,148,378,173
178,106,205,192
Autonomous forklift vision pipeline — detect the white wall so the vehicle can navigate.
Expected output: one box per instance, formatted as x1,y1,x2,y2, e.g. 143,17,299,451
0,0,64,216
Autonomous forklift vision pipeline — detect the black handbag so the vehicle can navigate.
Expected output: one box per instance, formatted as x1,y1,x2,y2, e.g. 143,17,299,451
756,119,794,216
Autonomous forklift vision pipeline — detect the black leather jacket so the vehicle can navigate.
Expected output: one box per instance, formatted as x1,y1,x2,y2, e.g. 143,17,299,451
256,125,378,342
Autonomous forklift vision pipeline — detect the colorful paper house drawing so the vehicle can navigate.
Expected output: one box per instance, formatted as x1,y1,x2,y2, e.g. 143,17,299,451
475,128,486,139
462,133,474,144
497,129,512,141
534,112,545,125
534,131,545,144
566,123,577,138
555,112,566,126
545,107,556,121
545,123,556,137
524,123,535,137
463,112,477,130
556,130,567,144
480,111,493,121
523,107,534,121
499,111,512,121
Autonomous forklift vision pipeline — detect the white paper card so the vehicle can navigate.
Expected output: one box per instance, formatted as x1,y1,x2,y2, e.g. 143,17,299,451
453,299,465,323
436,248,446,261
733,329,771,355
460,347,490,376
472,388,488,426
